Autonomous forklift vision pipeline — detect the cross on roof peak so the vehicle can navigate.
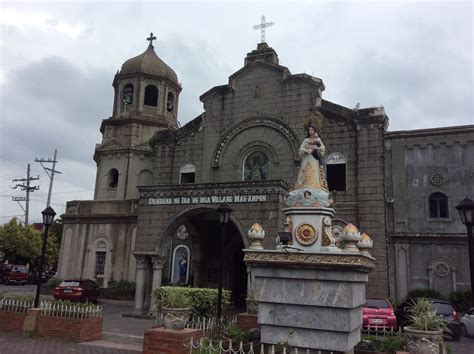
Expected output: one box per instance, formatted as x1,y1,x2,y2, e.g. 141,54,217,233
253,15,274,43
147,32,157,46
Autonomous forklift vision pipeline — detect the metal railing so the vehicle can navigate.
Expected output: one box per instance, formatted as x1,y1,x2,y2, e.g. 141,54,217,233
154,313,238,333
0,299,102,319
40,301,102,319
362,325,401,336
0,298,34,313
187,338,335,354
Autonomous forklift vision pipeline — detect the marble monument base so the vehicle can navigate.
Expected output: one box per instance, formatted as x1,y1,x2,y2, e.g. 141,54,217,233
244,250,375,353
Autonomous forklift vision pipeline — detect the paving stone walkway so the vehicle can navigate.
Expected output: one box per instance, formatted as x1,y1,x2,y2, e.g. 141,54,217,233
0,333,141,354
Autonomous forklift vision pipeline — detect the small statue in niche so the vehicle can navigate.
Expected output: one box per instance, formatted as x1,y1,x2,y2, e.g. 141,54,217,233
178,252,188,284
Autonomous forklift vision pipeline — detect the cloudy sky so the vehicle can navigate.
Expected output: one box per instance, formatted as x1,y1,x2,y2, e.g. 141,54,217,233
0,0,472,223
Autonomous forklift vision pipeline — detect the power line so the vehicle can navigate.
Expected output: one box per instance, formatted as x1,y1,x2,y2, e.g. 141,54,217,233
11,164,39,225
35,149,62,208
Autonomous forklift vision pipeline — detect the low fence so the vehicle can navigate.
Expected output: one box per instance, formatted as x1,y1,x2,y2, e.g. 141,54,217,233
0,298,34,313
362,326,401,336
187,339,337,354
154,313,238,333
40,301,102,319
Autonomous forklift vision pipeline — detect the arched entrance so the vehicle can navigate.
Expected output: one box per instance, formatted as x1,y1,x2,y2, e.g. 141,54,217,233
161,207,247,305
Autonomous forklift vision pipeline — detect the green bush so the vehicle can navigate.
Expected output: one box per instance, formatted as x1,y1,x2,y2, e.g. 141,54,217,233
406,288,442,301
358,335,405,353
227,324,249,342
153,286,231,316
101,280,136,300
449,289,472,313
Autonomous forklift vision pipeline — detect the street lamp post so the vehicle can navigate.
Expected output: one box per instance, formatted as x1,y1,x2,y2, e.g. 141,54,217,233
34,206,56,308
455,197,474,307
216,203,232,320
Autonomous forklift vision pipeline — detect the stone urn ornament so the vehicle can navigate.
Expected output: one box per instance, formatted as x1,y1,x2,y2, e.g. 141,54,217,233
248,223,265,250
403,297,448,354
357,233,373,257
340,223,361,252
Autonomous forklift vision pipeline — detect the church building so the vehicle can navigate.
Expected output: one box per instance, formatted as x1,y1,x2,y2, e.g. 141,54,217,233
58,33,473,314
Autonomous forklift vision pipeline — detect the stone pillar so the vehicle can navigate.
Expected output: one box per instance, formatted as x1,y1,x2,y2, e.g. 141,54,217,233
149,256,164,314
133,255,146,314
244,250,375,353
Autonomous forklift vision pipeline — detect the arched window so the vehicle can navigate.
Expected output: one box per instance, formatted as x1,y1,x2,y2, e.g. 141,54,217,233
326,152,346,192
95,241,107,276
107,168,119,189
167,92,175,113
180,164,196,184
122,83,134,104
144,85,158,106
429,192,449,218
243,151,269,181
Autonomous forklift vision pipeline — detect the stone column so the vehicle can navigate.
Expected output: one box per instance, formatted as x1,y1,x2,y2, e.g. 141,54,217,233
149,256,164,314
133,255,146,314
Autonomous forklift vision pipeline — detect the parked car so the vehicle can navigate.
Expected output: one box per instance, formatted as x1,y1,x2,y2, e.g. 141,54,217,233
362,297,398,329
461,307,474,337
0,264,13,283
53,279,99,303
395,298,462,341
4,265,29,285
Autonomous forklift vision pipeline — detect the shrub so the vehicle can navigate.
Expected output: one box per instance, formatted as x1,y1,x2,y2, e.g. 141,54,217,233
358,335,405,353
449,289,472,313
155,286,192,309
153,286,231,316
227,324,249,342
101,280,136,300
406,288,442,301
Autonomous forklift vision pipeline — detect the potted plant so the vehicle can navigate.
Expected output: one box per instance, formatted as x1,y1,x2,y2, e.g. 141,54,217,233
403,298,448,354
155,287,192,330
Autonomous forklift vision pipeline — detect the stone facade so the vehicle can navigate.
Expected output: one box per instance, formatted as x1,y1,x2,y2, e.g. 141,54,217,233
57,37,472,310
385,126,474,299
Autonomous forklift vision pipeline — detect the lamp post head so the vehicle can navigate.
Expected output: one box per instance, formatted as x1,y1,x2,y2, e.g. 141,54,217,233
455,197,474,227
217,203,232,224
41,206,56,227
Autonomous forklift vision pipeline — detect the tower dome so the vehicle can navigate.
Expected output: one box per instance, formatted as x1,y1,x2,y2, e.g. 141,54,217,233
119,35,178,83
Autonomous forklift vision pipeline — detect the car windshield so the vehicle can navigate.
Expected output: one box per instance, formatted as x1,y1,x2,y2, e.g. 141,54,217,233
365,299,390,309
432,303,453,316
60,281,80,287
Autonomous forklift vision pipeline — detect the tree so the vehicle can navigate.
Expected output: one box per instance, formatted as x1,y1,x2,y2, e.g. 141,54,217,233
0,218,59,268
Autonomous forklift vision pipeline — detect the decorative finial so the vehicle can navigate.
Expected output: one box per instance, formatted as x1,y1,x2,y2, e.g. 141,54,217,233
147,32,157,46
253,15,274,43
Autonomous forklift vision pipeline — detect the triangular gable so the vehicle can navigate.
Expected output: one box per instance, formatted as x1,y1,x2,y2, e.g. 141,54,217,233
96,138,126,150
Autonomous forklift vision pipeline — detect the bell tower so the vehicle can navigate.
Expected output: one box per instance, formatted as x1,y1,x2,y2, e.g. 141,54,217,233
93,33,182,201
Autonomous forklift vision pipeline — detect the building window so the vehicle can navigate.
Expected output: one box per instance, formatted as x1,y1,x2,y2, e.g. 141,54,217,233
144,84,158,106
95,251,106,276
180,163,196,184
326,152,346,192
243,151,269,181
107,168,119,189
122,83,134,104
167,92,175,113
429,192,449,218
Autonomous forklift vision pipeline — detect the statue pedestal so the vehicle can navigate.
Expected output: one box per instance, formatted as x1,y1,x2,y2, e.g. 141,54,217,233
244,250,375,353
283,207,340,252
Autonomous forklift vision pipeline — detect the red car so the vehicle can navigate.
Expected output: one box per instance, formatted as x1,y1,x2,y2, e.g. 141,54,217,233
4,265,29,285
363,297,398,329
53,279,99,303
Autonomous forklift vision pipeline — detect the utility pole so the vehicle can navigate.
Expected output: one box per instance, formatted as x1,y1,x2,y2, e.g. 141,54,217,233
35,149,62,208
12,164,40,225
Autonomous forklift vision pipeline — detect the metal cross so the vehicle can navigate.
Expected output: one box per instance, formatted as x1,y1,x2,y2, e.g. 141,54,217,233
147,32,157,46
253,15,274,43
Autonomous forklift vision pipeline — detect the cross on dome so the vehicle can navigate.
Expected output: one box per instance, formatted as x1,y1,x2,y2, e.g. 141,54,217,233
253,15,274,43
147,32,157,46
